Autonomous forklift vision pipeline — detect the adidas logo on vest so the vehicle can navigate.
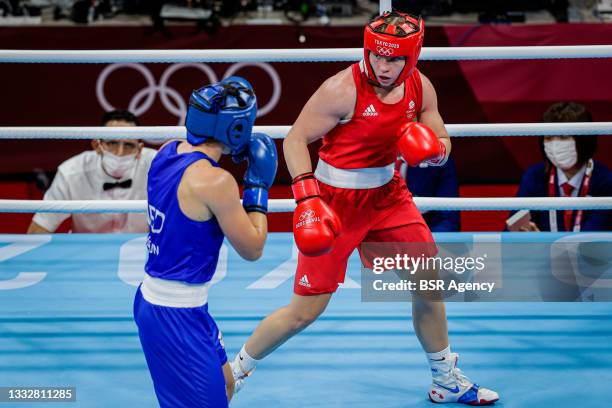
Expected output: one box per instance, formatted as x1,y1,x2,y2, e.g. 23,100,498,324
362,104,378,117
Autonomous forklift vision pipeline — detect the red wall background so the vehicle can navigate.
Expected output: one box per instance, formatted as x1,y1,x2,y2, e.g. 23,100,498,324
0,23,610,232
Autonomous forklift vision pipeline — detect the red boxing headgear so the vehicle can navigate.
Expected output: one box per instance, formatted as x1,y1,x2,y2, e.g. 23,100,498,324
363,11,424,87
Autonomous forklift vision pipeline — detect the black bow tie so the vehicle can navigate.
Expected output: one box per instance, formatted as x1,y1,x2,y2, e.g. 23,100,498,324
103,179,133,191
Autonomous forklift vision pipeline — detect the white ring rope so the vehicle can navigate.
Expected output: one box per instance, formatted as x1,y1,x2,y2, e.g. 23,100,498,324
1,197,611,214
2,45,611,216
1,123,610,140
1,45,612,64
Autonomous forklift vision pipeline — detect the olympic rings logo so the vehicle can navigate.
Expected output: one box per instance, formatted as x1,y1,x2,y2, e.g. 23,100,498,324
299,209,316,222
96,62,282,125
376,46,394,57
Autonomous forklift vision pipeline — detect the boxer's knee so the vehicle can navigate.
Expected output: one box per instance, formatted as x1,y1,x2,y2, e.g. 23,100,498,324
291,312,318,331
286,294,330,331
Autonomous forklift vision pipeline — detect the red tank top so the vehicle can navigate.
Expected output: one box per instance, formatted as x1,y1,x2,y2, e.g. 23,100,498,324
318,62,423,169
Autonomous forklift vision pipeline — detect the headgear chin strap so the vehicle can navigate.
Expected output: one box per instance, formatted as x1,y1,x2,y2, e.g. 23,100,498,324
363,11,424,88
185,76,257,155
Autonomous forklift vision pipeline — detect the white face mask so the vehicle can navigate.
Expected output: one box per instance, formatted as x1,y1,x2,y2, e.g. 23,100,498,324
101,151,137,179
544,138,577,170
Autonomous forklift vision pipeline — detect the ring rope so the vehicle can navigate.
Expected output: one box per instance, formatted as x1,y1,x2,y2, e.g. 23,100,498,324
1,197,611,214
3,46,611,215
1,123,610,140
1,45,612,64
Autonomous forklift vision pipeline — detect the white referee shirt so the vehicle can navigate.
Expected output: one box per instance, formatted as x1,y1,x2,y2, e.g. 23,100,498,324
33,148,157,233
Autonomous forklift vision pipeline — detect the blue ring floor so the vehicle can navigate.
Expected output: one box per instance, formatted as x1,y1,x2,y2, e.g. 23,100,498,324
1,233,611,407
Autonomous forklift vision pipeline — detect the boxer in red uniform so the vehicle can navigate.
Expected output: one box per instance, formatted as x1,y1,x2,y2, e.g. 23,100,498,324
232,11,499,405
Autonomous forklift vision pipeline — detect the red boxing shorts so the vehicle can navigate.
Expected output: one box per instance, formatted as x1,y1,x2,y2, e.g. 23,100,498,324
294,172,436,296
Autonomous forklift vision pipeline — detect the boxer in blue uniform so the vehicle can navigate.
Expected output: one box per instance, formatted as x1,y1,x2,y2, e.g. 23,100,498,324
133,77,278,408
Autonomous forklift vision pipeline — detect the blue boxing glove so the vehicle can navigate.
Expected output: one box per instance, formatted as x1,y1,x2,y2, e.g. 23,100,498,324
234,133,278,214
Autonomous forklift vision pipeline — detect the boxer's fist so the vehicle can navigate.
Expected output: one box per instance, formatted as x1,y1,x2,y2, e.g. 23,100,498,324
397,122,447,167
292,173,341,257
239,133,278,189
234,133,278,213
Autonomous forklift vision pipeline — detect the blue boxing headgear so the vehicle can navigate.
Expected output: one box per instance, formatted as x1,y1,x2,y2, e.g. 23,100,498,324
185,76,257,155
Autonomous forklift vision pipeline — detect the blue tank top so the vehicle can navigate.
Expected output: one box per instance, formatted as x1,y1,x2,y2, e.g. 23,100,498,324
145,141,224,284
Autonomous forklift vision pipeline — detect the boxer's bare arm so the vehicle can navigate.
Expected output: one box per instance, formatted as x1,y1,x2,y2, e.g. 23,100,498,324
284,68,356,178
180,162,267,261
419,73,451,155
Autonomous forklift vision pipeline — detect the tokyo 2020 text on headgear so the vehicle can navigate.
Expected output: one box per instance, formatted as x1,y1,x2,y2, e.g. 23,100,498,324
185,76,257,155
363,11,424,88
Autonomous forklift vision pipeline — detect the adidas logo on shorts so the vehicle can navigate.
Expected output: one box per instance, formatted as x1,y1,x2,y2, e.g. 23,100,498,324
298,274,311,288
362,104,378,117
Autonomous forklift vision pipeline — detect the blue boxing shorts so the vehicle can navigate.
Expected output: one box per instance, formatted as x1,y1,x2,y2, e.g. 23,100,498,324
133,285,228,408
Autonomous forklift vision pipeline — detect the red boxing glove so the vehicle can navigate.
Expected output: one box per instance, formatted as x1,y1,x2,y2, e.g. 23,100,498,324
291,173,341,257
397,122,447,167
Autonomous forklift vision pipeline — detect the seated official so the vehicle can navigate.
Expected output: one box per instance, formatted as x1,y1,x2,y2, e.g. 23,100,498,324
514,102,612,232
28,110,156,233
397,155,460,232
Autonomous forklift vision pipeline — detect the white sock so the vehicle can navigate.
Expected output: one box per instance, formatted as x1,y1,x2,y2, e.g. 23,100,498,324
427,345,452,382
427,345,451,362
235,345,258,374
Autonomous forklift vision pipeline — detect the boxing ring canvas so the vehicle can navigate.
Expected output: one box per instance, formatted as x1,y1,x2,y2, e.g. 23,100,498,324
1,232,612,407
